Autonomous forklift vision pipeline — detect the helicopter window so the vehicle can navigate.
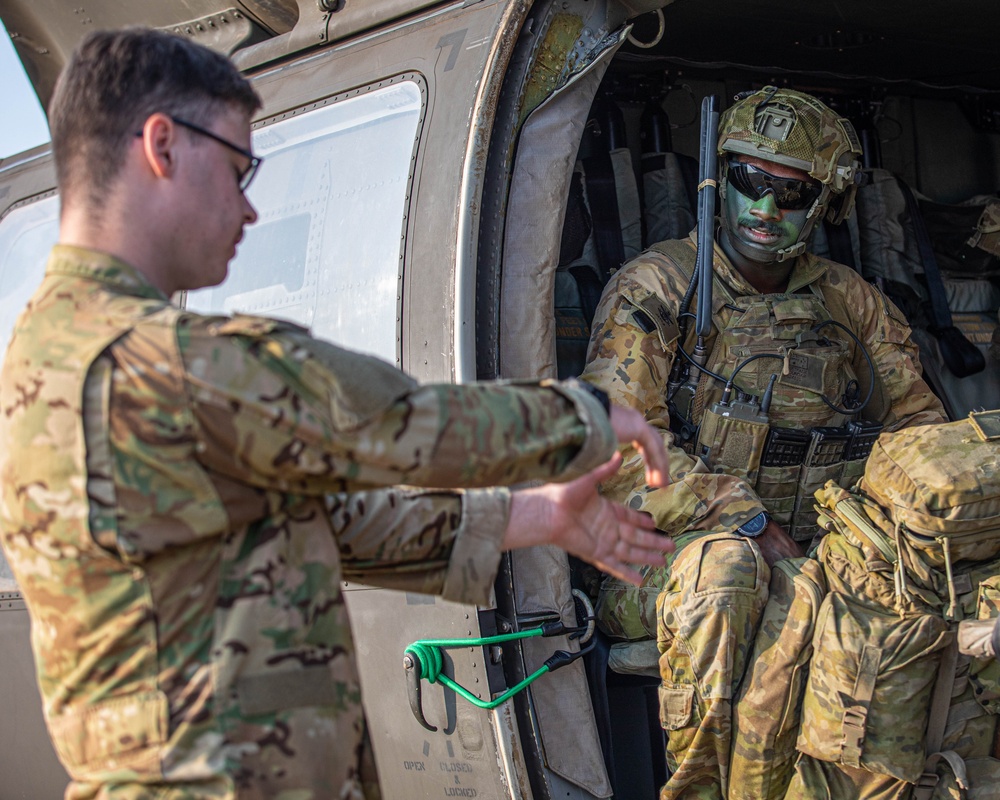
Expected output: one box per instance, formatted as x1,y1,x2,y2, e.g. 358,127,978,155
187,78,425,364
0,195,58,363
0,193,59,589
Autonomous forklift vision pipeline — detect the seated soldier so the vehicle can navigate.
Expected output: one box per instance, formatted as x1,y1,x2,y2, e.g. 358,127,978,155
581,86,947,799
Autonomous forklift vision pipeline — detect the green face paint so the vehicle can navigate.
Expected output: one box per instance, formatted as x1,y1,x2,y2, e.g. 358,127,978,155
723,183,810,256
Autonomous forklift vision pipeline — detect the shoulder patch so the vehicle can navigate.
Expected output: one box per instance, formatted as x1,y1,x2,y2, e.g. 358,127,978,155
631,292,680,347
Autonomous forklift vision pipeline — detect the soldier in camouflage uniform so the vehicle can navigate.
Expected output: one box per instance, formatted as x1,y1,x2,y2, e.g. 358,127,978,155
581,87,947,799
0,28,675,800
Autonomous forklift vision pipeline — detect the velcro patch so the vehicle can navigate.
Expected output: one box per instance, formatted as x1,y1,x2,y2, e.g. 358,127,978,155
970,409,1000,441
632,293,680,347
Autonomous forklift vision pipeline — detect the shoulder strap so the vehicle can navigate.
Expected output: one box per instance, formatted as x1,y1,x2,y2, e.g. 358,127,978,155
912,636,963,800
897,179,986,378
646,238,696,277
584,154,626,281
645,238,734,312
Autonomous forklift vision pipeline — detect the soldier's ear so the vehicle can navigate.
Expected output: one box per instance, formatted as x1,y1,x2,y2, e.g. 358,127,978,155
138,113,178,181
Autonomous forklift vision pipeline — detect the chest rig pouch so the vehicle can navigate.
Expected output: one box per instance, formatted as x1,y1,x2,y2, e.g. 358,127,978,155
690,291,866,544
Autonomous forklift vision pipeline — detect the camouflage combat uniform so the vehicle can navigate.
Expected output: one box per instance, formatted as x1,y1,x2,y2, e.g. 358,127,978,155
581,230,946,800
0,245,619,800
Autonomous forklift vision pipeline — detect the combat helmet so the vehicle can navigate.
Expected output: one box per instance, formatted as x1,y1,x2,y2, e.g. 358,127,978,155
718,86,863,262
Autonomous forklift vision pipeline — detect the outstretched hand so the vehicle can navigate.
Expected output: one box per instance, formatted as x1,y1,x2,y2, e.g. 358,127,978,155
609,405,671,488
503,453,673,585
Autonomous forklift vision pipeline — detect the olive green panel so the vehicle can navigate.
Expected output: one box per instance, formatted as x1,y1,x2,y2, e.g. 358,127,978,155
345,587,523,800
0,0,453,112
0,147,56,219
246,0,530,383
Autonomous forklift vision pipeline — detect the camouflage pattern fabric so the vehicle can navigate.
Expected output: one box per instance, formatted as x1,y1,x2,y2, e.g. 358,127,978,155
729,557,826,800
859,412,1000,563
718,86,861,193
655,532,769,799
0,245,619,799
582,229,945,799
729,418,1000,800
781,520,1000,799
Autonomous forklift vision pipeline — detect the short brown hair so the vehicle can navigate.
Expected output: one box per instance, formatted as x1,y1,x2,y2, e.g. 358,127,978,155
49,27,261,210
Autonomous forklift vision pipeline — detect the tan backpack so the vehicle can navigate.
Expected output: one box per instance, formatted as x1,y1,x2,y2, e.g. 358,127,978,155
730,411,1000,800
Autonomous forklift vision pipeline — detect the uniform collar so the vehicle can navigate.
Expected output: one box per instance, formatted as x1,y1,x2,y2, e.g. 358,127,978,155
688,227,830,295
45,245,169,301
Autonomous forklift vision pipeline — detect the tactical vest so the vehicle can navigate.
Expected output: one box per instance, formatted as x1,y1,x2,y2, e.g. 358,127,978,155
650,239,888,543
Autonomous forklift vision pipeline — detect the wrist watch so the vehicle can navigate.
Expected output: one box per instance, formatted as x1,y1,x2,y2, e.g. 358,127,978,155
736,510,770,538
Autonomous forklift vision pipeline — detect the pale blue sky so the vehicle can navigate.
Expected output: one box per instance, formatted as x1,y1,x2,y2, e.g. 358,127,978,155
0,18,51,159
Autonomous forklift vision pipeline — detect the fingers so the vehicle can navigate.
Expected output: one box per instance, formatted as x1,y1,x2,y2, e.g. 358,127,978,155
598,560,645,586
608,405,671,487
586,451,625,484
609,499,658,531
632,429,671,489
596,534,671,585
585,503,672,586
624,526,675,554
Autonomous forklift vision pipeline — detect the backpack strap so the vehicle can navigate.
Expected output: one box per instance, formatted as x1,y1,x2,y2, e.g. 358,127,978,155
584,153,626,281
841,644,882,767
897,179,986,378
912,635,963,800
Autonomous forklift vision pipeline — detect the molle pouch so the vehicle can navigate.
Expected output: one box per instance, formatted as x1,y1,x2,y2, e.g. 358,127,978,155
755,463,798,531
694,402,769,484
790,421,884,546
839,419,885,490
755,427,811,530
797,592,953,783
770,338,853,428
792,460,844,544
791,426,852,545
730,557,827,800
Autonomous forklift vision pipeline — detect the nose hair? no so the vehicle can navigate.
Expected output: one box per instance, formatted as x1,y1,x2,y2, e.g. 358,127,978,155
750,191,782,220
243,193,258,224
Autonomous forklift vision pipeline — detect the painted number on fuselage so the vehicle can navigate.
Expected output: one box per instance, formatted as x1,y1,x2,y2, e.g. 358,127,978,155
435,29,466,72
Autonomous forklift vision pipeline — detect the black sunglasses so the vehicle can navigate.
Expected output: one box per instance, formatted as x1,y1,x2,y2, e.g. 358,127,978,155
134,116,262,192
726,159,822,211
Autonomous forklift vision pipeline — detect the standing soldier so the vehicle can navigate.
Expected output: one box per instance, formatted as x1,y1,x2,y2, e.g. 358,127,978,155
582,87,947,799
0,27,675,800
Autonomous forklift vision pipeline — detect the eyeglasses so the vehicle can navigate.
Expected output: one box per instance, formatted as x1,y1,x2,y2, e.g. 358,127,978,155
135,116,262,192
726,159,822,211
173,117,261,192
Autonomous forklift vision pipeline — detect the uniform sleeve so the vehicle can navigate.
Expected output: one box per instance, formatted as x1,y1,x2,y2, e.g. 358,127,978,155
335,487,509,606
846,280,947,429
178,315,617,495
580,267,765,536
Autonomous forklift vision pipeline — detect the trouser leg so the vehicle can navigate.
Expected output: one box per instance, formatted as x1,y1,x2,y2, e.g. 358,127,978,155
656,533,769,800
